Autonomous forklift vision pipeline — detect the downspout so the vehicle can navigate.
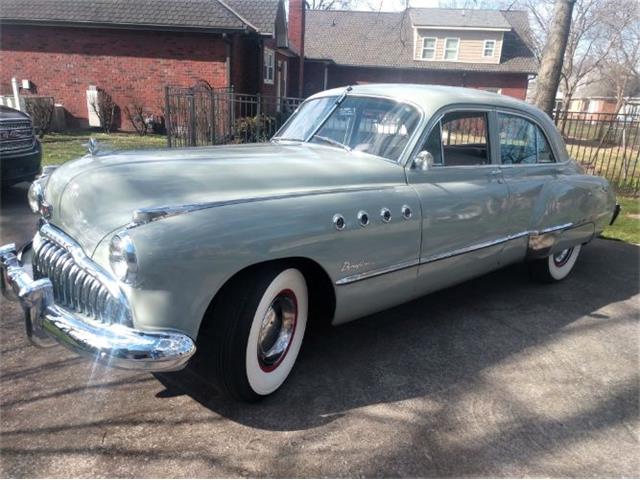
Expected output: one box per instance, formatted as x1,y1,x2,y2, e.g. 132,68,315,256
224,33,232,89
323,64,328,90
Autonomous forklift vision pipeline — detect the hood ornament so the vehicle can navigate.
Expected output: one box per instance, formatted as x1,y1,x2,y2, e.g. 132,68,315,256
86,137,100,156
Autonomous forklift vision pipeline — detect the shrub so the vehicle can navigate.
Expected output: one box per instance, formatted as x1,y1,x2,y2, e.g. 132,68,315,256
25,96,54,138
234,114,277,143
124,102,153,136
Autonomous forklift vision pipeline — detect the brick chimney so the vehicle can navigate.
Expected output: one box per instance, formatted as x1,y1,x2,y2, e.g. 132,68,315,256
289,0,305,97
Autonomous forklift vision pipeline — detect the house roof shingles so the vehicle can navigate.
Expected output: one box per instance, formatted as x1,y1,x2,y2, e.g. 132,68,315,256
0,0,279,34
409,8,512,29
305,8,538,74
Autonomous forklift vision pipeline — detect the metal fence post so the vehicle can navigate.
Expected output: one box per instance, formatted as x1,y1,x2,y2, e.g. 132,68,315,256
188,92,196,147
165,85,172,148
256,93,262,141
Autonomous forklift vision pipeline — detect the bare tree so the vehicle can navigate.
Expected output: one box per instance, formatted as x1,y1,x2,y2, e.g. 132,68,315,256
123,101,150,136
534,0,576,116
596,2,640,113
307,0,356,9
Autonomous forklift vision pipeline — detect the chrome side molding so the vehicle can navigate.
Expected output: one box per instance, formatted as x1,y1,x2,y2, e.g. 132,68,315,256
336,222,583,285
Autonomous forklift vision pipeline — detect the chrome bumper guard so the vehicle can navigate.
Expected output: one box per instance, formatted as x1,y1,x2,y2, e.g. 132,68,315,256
610,204,621,226
1,242,195,372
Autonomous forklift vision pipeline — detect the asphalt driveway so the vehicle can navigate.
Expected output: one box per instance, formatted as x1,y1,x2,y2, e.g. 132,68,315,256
1,182,638,478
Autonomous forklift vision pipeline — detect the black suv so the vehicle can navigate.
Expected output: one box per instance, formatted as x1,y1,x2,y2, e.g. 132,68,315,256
0,105,42,187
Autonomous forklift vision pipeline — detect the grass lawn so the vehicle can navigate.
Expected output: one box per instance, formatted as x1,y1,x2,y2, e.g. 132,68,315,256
601,197,640,245
41,130,166,165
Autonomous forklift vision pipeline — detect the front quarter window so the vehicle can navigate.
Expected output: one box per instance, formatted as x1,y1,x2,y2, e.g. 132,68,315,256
275,97,337,141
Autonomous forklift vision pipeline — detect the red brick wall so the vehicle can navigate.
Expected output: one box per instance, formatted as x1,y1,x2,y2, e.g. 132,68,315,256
303,63,530,100
0,25,231,129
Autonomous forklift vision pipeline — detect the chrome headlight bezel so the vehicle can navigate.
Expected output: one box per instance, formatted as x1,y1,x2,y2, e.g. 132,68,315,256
27,167,57,218
108,231,139,285
27,180,44,214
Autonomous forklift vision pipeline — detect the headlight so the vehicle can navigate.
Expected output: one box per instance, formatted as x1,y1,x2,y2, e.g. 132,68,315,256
109,231,138,284
27,180,44,214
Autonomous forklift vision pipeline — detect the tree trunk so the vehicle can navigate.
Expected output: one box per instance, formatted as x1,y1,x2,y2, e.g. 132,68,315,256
534,0,576,117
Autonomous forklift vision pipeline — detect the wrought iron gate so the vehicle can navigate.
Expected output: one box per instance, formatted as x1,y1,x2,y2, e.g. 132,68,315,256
165,83,303,148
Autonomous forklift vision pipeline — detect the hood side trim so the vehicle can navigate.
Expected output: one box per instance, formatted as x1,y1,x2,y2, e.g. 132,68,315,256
128,185,399,228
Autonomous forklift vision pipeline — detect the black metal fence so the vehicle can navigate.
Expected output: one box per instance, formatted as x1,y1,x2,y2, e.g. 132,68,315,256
165,84,303,148
552,110,639,196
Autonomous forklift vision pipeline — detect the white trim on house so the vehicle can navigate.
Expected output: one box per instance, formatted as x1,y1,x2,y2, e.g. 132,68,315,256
483,39,496,57
264,47,275,85
443,37,459,61
412,25,510,32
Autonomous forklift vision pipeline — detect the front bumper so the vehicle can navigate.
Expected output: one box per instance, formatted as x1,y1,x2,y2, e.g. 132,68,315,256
1,141,42,186
1,242,195,372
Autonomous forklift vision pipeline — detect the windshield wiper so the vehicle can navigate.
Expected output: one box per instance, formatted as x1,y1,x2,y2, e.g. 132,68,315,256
272,137,303,142
312,135,351,151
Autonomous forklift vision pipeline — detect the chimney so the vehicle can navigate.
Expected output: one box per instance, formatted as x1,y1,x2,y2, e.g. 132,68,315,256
289,0,305,97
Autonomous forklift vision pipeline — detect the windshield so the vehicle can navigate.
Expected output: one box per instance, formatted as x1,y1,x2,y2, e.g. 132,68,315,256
276,95,421,162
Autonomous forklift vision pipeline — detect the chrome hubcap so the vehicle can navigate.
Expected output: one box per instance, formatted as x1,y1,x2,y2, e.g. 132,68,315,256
257,289,297,372
553,248,573,267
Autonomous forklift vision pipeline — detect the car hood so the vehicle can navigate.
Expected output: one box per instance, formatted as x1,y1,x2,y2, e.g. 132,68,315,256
44,142,405,255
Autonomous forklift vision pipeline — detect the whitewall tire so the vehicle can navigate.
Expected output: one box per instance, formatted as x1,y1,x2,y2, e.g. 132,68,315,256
245,269,308,396
194,265,308,402
530,244,582,283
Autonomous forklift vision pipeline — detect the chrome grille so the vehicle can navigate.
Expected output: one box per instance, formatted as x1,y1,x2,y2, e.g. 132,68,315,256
0,120,35,154
32,236,119,324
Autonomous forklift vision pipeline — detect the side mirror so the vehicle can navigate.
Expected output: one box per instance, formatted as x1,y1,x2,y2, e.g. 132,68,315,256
413,150,435,171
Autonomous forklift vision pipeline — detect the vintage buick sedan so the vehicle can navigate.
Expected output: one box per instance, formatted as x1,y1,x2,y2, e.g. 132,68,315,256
1,85,620,401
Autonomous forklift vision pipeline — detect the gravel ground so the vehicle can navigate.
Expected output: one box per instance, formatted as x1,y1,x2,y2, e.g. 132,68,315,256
1,182,638,478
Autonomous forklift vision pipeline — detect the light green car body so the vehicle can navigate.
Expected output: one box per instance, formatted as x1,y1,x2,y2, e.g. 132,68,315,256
40,85,616,340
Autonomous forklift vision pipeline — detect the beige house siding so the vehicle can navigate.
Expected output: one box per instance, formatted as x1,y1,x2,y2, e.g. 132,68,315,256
413,29,504,64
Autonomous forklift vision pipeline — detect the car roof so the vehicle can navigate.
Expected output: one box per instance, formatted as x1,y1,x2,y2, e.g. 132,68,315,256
309,83,544,119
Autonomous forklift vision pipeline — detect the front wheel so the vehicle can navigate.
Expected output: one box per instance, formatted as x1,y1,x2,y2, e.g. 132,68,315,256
529,244,582,283
196,266,308,402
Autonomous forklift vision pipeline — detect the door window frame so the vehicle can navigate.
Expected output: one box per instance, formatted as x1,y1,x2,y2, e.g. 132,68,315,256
406,104,568,169
406,105,499,169
494,108,565,167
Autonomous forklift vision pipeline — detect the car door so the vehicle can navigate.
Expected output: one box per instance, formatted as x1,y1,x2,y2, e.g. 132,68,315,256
406,108,511,295
494,111,566,264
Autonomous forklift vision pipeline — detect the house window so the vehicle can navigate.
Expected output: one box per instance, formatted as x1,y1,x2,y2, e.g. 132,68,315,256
421,37,436,60
483,40,496,57
443,38,459,61
264,48,275,85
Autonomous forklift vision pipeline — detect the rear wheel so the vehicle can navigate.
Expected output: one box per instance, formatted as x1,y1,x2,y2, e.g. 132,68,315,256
196,265,308,402
529,244,582,283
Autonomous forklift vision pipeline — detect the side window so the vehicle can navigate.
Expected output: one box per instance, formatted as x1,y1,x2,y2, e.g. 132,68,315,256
536,128,556,163
498,113,555,164
422,111,490,167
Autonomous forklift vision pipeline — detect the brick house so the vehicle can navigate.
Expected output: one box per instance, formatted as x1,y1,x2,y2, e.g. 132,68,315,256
0,0,302,129
303,8,537,100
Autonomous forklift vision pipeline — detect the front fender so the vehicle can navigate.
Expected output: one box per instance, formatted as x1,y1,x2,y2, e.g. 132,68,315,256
94,187,422,338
